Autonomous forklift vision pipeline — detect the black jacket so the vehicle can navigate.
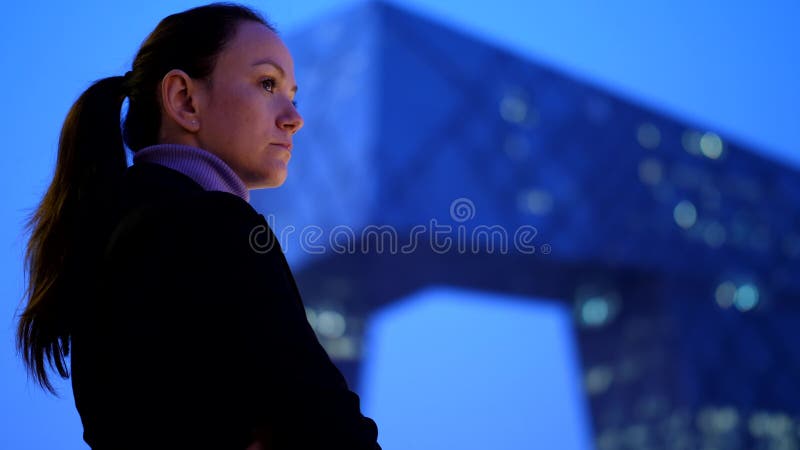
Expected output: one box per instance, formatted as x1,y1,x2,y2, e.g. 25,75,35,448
69,162,381,449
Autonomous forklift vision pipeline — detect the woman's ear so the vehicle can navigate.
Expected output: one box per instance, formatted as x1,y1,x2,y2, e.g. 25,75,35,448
160,69,203,133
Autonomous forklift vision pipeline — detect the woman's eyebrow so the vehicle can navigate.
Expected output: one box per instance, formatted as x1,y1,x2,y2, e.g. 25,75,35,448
252,58,298,93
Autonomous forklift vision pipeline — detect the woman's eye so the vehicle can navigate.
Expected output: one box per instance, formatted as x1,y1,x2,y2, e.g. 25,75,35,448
261,78,275,92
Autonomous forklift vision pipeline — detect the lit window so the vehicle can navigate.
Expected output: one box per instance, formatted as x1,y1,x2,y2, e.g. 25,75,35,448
700,132,724,159
500,93,528,124
714,281,736,308
637,123,661,149
673,200,697,229
734,284,759,312
317,310,347,338
682,130,702,155
703,221,727,248
638,158,663,186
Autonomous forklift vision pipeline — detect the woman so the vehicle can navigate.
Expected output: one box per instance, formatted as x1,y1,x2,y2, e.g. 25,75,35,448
15,3,381,449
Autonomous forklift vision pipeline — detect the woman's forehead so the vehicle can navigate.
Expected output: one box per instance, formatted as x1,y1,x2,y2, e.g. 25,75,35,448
219,21,293,73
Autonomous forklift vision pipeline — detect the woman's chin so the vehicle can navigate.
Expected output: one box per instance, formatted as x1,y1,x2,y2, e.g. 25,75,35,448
247,170,287,190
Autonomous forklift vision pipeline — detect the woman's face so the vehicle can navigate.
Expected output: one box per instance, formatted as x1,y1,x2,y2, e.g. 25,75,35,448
196,21,303,189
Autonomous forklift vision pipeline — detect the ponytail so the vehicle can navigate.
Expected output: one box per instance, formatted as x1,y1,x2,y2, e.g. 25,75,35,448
15,2,272,397
16,75,129,396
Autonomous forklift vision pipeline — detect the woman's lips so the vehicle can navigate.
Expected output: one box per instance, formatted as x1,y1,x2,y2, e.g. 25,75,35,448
270,142,292,151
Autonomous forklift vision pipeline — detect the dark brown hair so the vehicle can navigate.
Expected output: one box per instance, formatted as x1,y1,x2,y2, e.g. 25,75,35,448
15,2,273,396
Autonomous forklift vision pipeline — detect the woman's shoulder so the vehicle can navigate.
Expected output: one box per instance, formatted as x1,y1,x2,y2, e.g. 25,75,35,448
118,162,259,223
178,190,260,222
104,189,268,264
117,188,255,227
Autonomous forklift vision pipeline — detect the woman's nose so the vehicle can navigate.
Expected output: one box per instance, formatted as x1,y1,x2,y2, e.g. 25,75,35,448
278,104,303,135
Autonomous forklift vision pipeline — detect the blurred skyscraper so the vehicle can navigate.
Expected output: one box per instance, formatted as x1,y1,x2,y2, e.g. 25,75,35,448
252,1,800,448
